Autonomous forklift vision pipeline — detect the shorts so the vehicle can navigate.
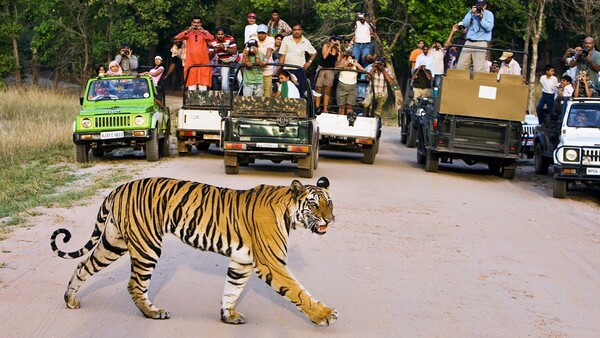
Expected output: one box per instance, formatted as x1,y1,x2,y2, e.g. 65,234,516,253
336,82,357,106
316,69,335,87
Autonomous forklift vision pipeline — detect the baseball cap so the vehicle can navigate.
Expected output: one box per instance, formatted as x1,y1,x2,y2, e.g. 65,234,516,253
154,56,162,61
247,12,256,18
332,34,343,41
475,0,487,4
257,24,268,33
357,13,365,19
499,51,513,61
376,56,386,63
247,39,258,47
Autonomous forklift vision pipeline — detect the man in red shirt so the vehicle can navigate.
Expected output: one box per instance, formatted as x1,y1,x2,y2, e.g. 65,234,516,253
208,27,241,91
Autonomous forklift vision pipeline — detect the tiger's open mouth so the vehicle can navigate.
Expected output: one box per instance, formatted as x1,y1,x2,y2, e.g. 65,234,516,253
314,222,330,235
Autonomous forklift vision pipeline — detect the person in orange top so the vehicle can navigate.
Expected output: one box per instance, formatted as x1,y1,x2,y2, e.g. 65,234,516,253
409,40,424,71
175,16,214,90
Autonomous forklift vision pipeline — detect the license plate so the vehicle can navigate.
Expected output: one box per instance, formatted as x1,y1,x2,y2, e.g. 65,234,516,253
258,143,278,148
586,167,600,175
203,134,220,140
100,131,124,139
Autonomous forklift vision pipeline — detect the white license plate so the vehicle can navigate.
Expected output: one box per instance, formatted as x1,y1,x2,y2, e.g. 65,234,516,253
258,143,278,148
203,134,220,140
100,131,124,139
586,168,600,175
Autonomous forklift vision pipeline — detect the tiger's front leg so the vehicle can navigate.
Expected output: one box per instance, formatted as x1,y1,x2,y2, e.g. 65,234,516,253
255,261,338,326
220,258,254,324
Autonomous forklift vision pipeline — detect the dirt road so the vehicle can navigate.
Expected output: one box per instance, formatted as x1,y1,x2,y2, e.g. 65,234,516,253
1,126,599,337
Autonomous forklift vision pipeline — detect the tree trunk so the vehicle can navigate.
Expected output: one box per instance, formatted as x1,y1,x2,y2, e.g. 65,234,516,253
32,48,39,86
4,0,22,86
527,0,547,116
522,3,534,80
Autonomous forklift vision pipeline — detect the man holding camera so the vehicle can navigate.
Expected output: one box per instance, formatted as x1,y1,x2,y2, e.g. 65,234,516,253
456,0,494,73
568,37,600,85
445,22,468,70
208,27,240,91
114,43,138,75
175,16,214,90
365,56,397,117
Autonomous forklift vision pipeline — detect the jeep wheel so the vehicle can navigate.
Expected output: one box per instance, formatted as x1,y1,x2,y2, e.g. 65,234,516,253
425,150,439,172
145,129,160,162
159,135,171,158
298,154,314,178
534,143,550,175
196,142,210,151
553,179,567,198
75,144,90,163
416,131,426,165
313,146,319,170
488,161,501,175
406,122,417,148
91,148,104,158
400,114,408,144
362,142,376,164
224,154,239,175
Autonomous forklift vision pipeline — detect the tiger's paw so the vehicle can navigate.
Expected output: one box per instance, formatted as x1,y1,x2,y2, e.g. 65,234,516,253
305,303,338,326
221,308,246,325
145,308,171,319
64,291,80,309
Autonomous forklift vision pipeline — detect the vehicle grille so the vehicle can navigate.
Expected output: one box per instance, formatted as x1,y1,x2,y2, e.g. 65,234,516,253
583,148,600,165
522,125,536,138
95,115,131,128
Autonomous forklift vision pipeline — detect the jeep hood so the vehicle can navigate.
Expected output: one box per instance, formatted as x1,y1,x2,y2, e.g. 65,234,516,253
79,104,154,116
560,130,600,147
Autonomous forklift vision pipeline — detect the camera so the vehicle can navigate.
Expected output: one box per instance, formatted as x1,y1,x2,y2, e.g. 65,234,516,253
582,49,589,57
475,4,483,14
245,47,251,53
458,24,465,30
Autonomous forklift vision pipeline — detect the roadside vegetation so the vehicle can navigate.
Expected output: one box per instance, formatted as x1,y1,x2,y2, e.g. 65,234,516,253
0,87,133,237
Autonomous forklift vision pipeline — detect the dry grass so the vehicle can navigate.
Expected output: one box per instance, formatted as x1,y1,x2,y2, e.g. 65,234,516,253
0,87,80,162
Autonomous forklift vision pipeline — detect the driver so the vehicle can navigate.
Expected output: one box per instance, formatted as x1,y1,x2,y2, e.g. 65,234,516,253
573,111,589,127
133,80,150,98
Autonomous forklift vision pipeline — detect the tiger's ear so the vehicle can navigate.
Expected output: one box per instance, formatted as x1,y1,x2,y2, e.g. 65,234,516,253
290,179,306,199
316,176,330,189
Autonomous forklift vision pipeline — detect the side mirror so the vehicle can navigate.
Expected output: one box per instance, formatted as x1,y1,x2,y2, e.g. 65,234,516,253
218,107,228,118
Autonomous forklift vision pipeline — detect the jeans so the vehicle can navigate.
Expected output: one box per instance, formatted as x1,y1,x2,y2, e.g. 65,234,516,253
537,92,555,124
352,42,371,66
243,83,263,97
220,65,231,91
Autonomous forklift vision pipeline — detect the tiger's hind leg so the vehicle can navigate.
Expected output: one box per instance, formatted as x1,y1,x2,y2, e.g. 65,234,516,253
64,225,128,310
220,258,254,324
127,239,170,319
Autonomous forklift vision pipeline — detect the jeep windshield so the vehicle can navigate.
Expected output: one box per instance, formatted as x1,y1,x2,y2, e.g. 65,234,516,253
567,104,600,128
87,78,152,101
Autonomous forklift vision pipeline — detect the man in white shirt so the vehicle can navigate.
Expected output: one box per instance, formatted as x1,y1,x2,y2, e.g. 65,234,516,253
429,41,445,87
414,45,433,72
498,51,521,76
352,13,374,66
276,22,317,96
536,64,558,124
256,24,275,97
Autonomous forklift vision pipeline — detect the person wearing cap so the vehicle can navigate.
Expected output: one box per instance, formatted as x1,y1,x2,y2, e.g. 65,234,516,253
276,22,317,97
351,13,375,67
444,22,468,71
245,12,258,43
315,35,343,112
490,60,499,73
456,0,494,73
208,27,240,91
364,56,396,117
573,70,598,98
497,51,521,76
241,39,265,97
175,16,214,90
256,24,276,96
114,43,139,75
138,56,165,87
267,9,292,37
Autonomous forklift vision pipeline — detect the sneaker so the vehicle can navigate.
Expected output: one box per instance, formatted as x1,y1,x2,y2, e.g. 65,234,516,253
312,90,322,97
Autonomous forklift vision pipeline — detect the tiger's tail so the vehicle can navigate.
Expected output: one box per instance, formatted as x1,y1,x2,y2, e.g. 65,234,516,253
50,192,114,259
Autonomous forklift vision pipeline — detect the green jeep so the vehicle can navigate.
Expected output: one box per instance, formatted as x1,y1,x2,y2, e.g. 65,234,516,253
73,75,170,162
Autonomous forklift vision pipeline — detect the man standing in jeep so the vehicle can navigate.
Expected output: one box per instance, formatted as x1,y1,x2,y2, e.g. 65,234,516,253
455,0,494,73
114,43,139,75
568,37,600,84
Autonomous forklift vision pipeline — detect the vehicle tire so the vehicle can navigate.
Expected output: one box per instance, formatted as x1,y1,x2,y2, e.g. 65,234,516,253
534,143,550,175
362,143,376,164
159,134,171,158
375,137,380,154
225,165,239,174
406,122,417,148
313,146,319,170
416,129,426,165
75,144,90,163
501,166,516,180
196,142,210,151
145,129,160,162
400,114,408,144
425,151,439,172
488,161,501,175
553,179,567,198
299,154,314,178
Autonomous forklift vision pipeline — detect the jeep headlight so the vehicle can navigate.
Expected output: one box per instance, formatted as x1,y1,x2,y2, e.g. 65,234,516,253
134,115,145,126
563,148,580,162
81,118,92,128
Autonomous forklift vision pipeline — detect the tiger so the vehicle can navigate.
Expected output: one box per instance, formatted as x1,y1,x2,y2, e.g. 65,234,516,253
50,176,337,326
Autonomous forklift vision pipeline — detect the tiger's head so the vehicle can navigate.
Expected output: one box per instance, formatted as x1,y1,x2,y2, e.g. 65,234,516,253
291,177,334,235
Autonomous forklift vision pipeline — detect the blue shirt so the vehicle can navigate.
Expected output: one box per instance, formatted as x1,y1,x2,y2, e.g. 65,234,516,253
461,10,494,42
